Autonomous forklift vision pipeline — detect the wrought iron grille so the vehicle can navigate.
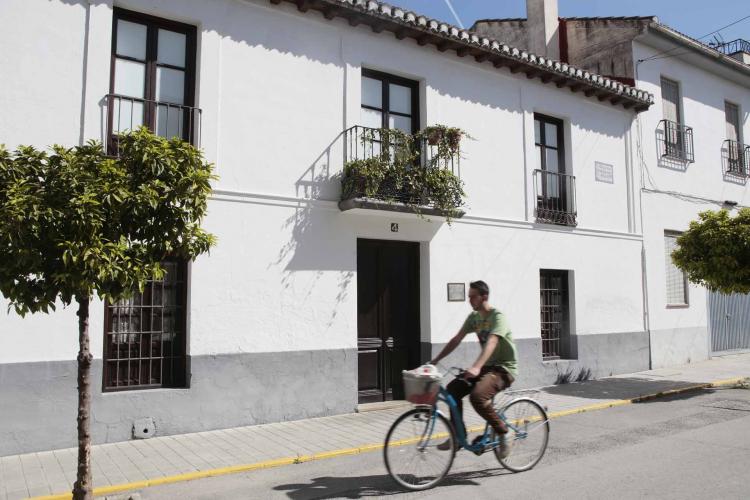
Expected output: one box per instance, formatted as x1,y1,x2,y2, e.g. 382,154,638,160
658,119,694,163
533,170,577,226
342,125,461,205
722,140,750,177
540,270,569,360
105,94,202,156
103,261,187,391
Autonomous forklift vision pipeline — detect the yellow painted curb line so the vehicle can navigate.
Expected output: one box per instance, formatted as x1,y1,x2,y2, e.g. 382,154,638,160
30,375,748,500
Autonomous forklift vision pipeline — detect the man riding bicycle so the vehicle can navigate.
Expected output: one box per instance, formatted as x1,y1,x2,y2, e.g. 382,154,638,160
429,280,518,457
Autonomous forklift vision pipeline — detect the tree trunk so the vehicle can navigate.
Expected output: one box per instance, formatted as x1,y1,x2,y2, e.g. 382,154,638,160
72,296,93,499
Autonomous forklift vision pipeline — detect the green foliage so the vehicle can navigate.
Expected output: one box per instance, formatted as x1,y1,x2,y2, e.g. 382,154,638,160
0,127,216,316
341,125,467,220
671,208,750,294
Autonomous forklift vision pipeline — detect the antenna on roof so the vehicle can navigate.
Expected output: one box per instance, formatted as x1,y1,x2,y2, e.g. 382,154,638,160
443,0,465,29
709,33,726,48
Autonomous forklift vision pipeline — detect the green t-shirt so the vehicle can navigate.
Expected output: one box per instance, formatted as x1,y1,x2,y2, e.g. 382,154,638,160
461,308,518,377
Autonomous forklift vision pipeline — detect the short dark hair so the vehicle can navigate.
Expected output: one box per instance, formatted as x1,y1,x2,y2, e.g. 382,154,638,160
469,280,490,296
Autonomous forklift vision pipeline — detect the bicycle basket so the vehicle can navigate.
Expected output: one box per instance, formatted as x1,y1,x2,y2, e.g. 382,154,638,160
402,370,441,405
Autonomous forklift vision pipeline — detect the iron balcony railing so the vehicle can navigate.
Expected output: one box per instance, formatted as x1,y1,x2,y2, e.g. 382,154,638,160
722,139,750,177
657,119,694,163
533,170,577,226
716,39,750,56
105,94,202,156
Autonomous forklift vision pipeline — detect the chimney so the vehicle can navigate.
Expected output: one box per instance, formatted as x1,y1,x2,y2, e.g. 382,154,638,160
527,0,559,60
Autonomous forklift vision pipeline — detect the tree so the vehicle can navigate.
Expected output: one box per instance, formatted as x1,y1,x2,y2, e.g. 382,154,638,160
0,128,216,499
672,208,750,294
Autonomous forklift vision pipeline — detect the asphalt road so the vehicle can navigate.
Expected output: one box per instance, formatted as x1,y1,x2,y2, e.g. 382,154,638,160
138,386,750,500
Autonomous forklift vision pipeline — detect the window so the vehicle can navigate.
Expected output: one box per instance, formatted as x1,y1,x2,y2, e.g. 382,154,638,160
360,69,419,134
664,233,688,306
659,77,693,162
534,114,576,225
108,9,198,149
725,101,745,175
103,261,188,391
660,77,681,124
540,270,571,360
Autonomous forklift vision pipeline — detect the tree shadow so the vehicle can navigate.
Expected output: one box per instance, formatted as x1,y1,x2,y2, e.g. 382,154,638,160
272,466,509,499
541,376,711,401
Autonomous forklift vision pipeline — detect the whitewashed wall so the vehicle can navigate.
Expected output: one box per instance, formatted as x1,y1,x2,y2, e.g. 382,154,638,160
1,0,642,364
633,40,750,367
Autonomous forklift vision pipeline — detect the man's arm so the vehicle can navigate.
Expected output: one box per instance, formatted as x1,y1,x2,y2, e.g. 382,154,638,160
464,335,499,378
429,329,468,365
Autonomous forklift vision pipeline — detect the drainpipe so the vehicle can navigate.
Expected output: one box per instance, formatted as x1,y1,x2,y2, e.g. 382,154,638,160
78,0,94,146
634,59,653,370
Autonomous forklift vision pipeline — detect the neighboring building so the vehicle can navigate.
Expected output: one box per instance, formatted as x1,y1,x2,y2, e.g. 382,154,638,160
0,0,657,455
475,0,750,369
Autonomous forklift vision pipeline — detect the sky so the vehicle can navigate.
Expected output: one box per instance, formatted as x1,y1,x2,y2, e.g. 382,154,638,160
392,1,750,45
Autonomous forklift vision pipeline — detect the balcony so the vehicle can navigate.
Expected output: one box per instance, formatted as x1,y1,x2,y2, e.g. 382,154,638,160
105,94,202,156
657,119,694,163
722,140,750,177
339,125,465,219
533,170,577,227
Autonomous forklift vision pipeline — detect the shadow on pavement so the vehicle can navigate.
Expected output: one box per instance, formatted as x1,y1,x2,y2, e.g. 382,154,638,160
272,466,510,499
540,377,706,401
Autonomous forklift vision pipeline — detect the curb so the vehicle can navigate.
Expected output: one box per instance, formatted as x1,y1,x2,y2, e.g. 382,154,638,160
31,376,748,499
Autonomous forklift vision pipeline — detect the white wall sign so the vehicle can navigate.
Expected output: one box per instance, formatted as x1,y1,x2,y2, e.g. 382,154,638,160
447,283,465,302
595,162,614,184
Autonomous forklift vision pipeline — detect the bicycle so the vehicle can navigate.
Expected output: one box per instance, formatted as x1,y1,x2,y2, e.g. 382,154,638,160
383,366,549,491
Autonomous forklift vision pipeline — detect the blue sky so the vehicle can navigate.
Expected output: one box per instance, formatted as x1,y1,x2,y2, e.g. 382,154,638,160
392,1,749,44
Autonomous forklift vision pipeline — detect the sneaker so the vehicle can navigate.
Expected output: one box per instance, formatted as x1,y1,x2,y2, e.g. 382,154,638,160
497,432,513,459
436,440,453,451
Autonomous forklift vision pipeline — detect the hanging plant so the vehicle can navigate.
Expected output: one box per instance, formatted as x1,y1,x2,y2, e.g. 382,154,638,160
341,125,468,222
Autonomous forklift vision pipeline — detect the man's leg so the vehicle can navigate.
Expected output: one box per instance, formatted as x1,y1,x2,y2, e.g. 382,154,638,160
469,369,512,436
445,377,473,439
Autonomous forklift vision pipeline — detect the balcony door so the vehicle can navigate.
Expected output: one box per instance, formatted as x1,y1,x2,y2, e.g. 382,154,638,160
109,9,197,149
661,77,683,158
357,239,421,404
534,114,569,220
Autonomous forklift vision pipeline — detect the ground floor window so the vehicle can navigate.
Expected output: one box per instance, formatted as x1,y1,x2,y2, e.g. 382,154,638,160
540,269,572,360
103,261,188,391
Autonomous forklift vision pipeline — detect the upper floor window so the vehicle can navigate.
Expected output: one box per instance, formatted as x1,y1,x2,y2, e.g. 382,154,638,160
724,101,746,175
360,69,419,134
108,9,198,150
660,77,681,124
534,114,576,226
658,77,693,162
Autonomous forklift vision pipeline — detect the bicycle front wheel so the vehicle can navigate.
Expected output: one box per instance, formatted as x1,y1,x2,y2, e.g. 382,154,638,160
383,407,456,491
494,397,549,472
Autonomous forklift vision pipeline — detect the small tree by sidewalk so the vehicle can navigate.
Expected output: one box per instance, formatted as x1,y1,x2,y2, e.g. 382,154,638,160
671,208,750,295
0,128,216,499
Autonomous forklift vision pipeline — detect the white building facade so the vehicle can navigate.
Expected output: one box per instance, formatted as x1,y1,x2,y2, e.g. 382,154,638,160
0,0,658,456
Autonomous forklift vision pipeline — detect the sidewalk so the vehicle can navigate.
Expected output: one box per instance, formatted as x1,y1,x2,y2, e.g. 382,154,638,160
3,353,749,500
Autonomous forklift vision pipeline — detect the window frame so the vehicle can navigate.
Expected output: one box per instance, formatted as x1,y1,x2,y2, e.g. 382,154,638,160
539,269,572,360
664,231,690,308
108,8,198,145
102,259,189,392
534,113,565,174
360,68,420,134
660,76,682,125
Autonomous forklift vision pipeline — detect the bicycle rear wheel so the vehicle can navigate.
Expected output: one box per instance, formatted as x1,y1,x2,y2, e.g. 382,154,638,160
383,407,456,490
493,397,549,472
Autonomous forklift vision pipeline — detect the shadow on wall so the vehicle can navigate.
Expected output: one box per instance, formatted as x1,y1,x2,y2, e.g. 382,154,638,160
654,129,689,172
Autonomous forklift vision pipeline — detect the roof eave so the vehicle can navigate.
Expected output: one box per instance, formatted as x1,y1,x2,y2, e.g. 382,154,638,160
270,0,654,112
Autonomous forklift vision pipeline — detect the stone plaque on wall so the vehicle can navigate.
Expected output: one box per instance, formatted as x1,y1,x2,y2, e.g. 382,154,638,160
595,162,614,184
